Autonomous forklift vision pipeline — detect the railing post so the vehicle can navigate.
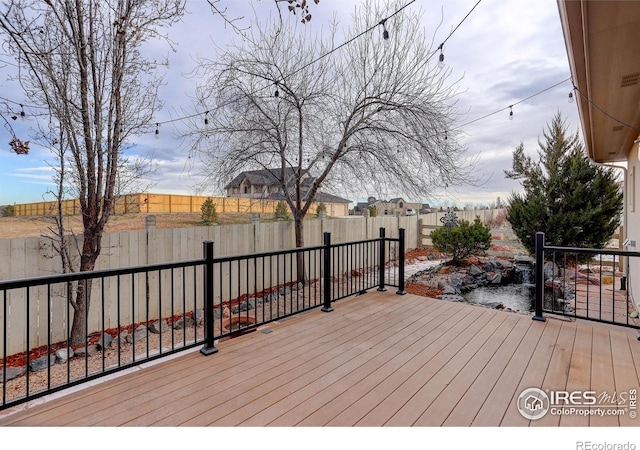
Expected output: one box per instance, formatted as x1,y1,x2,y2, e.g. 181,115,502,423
321,232,334,312
533,232,546,322
397,228,406,295
378,227,387,292
200,240,219,355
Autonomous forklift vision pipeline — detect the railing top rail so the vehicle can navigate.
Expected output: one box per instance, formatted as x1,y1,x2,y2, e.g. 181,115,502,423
0,258,203,290
542,244,640,258
0,235,393,291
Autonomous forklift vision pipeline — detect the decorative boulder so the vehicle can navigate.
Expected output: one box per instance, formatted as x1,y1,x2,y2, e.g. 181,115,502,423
55,348,74,363
97,332,114,350
29,355,56,372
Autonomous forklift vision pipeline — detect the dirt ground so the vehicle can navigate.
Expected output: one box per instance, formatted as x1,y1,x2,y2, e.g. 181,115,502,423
0,212,259,239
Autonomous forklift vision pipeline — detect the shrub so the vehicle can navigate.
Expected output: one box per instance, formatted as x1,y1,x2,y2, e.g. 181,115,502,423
200,198,218,225
316,202,327,217
2,204,15,217
430,216,492,264
275,201,291,220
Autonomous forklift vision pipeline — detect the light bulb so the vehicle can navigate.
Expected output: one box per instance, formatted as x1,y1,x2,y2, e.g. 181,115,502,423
19,104,25,121
568,92,574,103
438,51,445,68
509,106,514,121
154,124,159,140
204,111,209,125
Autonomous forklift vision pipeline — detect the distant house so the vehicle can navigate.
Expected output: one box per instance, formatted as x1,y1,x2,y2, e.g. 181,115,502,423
224,167,311,199
353,196,422,216
224,167,351,216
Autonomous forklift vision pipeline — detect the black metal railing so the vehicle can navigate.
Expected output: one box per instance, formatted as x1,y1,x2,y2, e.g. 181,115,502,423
0,228,405,410
533,231,640,328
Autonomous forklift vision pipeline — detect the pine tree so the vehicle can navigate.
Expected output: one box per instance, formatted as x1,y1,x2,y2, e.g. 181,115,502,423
505,113,623,255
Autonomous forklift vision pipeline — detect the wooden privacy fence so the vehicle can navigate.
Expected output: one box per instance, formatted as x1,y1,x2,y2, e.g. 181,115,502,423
11,193,348,217
419,208,507,246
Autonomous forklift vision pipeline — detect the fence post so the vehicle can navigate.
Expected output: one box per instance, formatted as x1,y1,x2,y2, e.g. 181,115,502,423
397,228,406,295
378,227,387,292
533,232,546,322
200,240,219,355
321,232,334,312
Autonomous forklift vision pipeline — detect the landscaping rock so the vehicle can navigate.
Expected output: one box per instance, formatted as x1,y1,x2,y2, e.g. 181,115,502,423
97,332,114,350
55,348,74,363
483,261,497,273
544,261,559,280
149,320,170,334
0,366,26,382
490,273,502,285
630,311,639,319
442,285,459,295
29,355,56,372
74,345,99,357
195,309,204,325
174,315,195,329
482,302,505,309
125,330,146,344
468,264,484,277
279,286,291,296
233,299,256,314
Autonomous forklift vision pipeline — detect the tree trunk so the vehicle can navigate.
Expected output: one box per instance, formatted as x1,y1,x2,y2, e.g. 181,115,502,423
294,211,308,283
69,231,101,346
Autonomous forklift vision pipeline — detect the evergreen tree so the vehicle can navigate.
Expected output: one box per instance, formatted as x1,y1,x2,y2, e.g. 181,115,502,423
430,216,492,264
201,198,218,225
505,113,623,255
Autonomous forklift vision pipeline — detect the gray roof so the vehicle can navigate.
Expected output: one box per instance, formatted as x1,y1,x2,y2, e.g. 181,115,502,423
224,167,310,189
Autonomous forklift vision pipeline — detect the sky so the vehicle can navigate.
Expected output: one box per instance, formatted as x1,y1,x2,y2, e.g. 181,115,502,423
0,0,581,209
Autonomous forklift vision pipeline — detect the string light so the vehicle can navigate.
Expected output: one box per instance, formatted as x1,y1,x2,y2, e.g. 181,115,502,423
20,104,25,121
508,105,514,121
444,130,448,140
379,18,390,42
274,82,279,98
144,0,423,136
568,91,574,103
204,111,209,125
155,123,159,140
438,44,445,68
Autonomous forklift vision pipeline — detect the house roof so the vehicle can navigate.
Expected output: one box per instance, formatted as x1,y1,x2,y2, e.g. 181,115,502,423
224,167,310,189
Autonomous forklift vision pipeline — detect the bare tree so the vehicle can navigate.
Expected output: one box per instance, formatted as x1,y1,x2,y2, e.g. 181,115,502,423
190,0,474,255
0,0,185,345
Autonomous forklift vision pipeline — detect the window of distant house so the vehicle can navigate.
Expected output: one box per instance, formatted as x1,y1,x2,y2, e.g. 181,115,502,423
244,186,249,194
384,210,388,215
399,201,404,208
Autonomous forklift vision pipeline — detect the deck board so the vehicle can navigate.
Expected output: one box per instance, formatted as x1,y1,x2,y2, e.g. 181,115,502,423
559,323,592,426
441,316,532,426
1,291,638,427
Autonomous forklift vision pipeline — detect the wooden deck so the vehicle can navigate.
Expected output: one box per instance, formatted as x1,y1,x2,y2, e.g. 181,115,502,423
1,291,639,427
